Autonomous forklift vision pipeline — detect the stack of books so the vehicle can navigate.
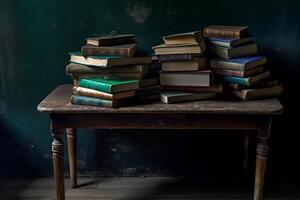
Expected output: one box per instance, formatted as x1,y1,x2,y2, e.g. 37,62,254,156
152,31,222,104
204,25,283,100
66,34,158,108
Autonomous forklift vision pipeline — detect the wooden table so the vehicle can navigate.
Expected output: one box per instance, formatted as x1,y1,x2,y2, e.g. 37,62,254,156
37,84,283,200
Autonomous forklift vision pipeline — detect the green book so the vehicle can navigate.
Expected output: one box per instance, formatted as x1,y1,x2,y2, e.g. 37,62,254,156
78,76,139,94
219,71,270,86
71,95,118,108
160,91,216,104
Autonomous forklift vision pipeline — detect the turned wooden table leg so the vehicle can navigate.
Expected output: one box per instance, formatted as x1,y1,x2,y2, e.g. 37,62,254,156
243,131,251,175
67,128,77,188
51,122,65,200
254,120,271,200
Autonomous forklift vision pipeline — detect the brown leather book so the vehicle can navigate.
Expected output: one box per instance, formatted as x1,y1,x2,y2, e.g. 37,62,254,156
82,44,136,57
86,34,135,46
204,25,249,39
161,84,222,93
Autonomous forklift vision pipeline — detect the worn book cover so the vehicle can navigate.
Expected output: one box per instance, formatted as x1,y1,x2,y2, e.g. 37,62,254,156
160,91,216,104
86,34,135,46
204,25,249,39
82,43,136,57
71,95,120,108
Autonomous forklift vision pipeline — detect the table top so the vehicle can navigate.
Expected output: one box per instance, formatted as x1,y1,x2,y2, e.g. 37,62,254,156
37,84,283,115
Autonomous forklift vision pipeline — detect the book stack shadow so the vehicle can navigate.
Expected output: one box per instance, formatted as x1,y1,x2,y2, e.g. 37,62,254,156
204,25,283,100
153,31,222,104
66,34,159,108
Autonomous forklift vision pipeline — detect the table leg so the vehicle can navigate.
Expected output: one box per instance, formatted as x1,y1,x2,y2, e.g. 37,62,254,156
254,120,271,200
243,131,251,175
51,123,65,200
67,128,77,188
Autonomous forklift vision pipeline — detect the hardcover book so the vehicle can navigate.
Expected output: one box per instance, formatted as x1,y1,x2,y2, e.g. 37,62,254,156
78,76,139,94
71,95,119,108
152,54,201,62
163,31,204,45
69,52,152,67
209,43,258,59
73,86,135,100
210,56,267,71
204,25,249,39
86,34,135,46
152,43,205,55
161,57,207,72
207,37,252,48
219,71,270,86
229,79,279,90
82,43,136,57
212,66,264,77
227,85,283,100
161,84,222,93
160,70,211,87
160,91,216,104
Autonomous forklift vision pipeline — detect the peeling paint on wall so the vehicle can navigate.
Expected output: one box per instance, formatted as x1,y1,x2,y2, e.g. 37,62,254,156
125,1,151,24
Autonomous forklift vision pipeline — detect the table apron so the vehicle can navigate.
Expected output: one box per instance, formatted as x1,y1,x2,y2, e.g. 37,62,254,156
50,113,272,130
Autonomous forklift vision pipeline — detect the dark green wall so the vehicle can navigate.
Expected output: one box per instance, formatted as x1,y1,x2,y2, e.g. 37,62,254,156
0,0,299,185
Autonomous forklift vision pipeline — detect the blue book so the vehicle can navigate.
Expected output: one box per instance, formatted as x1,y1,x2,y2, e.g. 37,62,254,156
220,71,270,86
210,56,267,71
69,52,152,67
208,37,252,48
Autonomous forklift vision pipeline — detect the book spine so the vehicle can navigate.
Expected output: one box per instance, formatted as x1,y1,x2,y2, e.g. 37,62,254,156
209,46,230,59
213,69,245,77
78,79,111,93
98,38,135,46
220,76,249,86
204,28,242,39
82,46,135,57
71,95,117,108
67,64,146,74
161,84,222,93
210,60,244,71
73,87,113,100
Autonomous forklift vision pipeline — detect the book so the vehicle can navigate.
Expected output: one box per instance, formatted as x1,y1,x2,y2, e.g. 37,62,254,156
78,77,139,94
163,31,206,46
227,85,283,100
161,84,222,93
72,72,148,81
229,79,279,90
70,52,152,67
161,57,207,72
73,86,135,100
82,43,136,57
152,54,201,62
160,91,216,104
207,37,252,48
213,65,264,77
210,56,267,71
160,70,211,87
203,25,249,39
71,95,119,108
153,44,205,55
209,43,258,59
219,71,270,86
66,63,150,75
86,34,135,46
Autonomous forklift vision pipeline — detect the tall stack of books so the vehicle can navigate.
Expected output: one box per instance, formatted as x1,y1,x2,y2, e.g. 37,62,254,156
66,34,158,108
204,25,283,100
152,31,222,104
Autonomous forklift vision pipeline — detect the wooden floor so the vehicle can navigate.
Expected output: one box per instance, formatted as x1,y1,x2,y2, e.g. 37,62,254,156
0,176,297,200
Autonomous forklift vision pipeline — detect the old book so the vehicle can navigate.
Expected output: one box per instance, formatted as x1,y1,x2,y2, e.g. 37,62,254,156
153,44,205,55
160,70,211,87
210,56,267,71
70,52,152,67
160,91,216,104
163,31,206,46
207,37,252,48
209,43,258,59
213,66,264,77
204,25,249,39
227,85,283,100
73,86,135,100
161,84,222,93
86,34,135,46
152,54,201,62
66,63,150,75
82,43,136,57
219,71,270,86
72,72,149,81
71,95,119,108
78,77,139,94
229,79,279,90
161,57,207,72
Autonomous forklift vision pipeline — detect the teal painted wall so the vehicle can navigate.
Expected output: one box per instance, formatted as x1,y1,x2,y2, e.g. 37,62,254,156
0,0,299,183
